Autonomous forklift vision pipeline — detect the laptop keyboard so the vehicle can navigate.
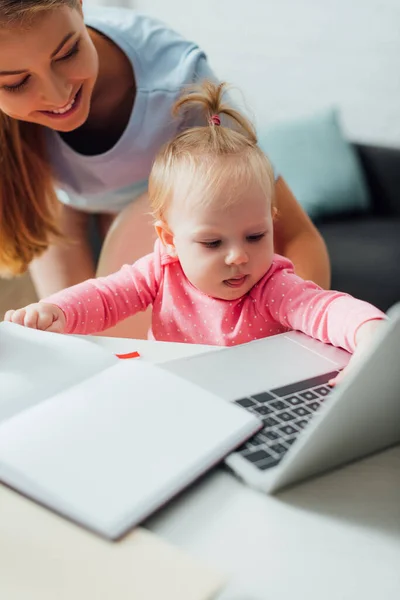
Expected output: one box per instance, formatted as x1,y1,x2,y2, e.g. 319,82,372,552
233,371,337,471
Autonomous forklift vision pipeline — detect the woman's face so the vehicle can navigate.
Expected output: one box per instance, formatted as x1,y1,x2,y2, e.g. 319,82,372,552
0,4,98,131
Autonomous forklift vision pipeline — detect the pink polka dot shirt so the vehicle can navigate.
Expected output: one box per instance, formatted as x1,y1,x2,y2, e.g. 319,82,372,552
44,240,385,352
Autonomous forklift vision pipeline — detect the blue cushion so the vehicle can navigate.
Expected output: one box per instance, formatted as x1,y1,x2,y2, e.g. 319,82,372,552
259,109,371,220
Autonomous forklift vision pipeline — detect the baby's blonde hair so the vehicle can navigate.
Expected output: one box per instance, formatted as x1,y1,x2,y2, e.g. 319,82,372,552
149,81,275,221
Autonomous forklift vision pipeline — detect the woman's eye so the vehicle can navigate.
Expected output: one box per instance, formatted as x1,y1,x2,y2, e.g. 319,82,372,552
247,233,266,243
0,41,80,93
57,41,80,62
2,76,30,93
201,240,221,249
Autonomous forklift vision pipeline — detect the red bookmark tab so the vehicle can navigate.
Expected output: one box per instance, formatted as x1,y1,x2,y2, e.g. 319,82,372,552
115,351,141,359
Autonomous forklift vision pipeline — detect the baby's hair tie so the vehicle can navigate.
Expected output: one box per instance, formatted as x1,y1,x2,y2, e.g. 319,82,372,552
209,114,221,126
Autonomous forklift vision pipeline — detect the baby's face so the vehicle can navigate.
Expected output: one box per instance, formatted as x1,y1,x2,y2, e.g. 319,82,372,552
166,179,275,301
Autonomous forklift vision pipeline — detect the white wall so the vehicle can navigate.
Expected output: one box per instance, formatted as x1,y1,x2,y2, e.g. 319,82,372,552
122,0,400,147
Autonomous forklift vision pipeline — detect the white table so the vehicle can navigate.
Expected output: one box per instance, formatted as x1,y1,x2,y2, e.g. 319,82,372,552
91,336,400,600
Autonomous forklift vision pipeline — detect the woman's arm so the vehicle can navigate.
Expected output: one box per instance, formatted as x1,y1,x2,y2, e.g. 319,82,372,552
29,204,96,298
272,177,331,289
96,192,156,339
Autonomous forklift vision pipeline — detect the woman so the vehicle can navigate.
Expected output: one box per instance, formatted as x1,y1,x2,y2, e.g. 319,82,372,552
0,0,330,338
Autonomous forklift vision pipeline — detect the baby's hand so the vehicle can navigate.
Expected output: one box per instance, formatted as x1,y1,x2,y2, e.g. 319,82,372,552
329,319,385,386
4,303,66,334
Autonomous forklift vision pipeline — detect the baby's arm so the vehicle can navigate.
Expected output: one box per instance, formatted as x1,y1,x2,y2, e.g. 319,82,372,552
4,252,160,335
258,259,385,354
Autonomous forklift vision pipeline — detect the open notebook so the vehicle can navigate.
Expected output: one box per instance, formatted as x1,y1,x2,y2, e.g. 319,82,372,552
0,322,260,539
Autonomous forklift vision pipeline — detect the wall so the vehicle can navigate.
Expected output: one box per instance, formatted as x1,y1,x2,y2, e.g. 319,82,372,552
103,0,400,147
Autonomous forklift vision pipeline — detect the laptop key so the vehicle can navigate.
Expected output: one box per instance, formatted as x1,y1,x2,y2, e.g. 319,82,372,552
262,416,280,428
235,397,256,408
256,457,282,470
285,395,304,407
247,447,282,469
307,401,321,412
269,443,287,456
292,406,312,417
278,424,298,436
270,400,288,411
251,391,276,403
314,385,331,397
242,449,272,463
295,419,309,430
299,390,319,401
247,435,265,447
254,405,274,416
284,437,296,446
276,411,295,423
262,429,280,441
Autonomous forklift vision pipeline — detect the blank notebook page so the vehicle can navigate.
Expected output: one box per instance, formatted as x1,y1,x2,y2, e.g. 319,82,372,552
0,322,117,423
0,360,259,539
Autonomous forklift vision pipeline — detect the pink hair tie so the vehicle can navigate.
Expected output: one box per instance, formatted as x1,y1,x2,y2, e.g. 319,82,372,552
209,114,221,126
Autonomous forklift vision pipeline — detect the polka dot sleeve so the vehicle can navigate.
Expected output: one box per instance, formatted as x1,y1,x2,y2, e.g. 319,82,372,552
43,251,161,335
253,255,385,352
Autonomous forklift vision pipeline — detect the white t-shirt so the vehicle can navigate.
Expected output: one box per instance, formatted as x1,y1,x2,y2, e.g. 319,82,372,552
46,6,216,213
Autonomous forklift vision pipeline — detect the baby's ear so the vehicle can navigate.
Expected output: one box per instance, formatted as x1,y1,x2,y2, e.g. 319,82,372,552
154,221,177,257
271,205,279,221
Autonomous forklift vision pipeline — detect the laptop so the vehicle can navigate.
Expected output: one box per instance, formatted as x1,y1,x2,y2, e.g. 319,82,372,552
162,302,400,493
0,323,261,539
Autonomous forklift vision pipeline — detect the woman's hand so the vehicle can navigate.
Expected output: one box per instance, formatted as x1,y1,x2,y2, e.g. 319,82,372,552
329,319,385,386
4,302,66,334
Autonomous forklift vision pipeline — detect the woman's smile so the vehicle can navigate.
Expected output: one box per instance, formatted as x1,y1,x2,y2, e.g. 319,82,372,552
38,83,83,120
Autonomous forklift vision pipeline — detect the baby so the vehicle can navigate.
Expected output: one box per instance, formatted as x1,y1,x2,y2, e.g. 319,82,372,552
5,81,385,384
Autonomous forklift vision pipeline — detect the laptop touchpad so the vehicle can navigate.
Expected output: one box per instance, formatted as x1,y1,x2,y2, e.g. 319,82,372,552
163,334,345,402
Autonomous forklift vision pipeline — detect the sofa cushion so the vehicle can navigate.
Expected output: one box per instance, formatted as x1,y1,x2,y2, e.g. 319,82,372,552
318,217,400,311
259,109,371,220
353,144,400,216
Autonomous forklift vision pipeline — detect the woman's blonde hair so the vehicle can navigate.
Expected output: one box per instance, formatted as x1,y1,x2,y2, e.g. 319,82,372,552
149,80,275,221
0,0,79,277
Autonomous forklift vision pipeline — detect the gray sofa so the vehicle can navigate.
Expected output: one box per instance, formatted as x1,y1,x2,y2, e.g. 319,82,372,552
317,144,400,311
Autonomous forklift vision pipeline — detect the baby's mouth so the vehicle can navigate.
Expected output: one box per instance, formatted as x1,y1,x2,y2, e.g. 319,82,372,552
224,275,248,288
